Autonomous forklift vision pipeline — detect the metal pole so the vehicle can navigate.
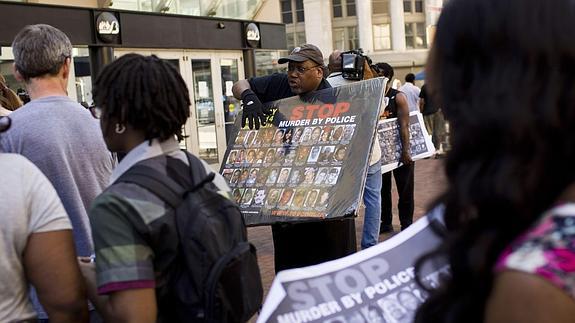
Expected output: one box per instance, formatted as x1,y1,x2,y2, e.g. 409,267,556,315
89,46,114,85
243,48,256,78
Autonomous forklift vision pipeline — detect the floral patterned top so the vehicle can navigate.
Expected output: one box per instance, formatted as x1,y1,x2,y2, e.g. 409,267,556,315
495,203,575,300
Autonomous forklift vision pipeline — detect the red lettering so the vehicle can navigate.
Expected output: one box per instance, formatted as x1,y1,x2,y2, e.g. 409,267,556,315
318,104,335,119
334,102,350,117
305,105,320,119
291,106,304,120
290,102,351,120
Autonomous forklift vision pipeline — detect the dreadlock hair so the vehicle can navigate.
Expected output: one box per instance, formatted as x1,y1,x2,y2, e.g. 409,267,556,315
414,0,575,322
93,54,190,142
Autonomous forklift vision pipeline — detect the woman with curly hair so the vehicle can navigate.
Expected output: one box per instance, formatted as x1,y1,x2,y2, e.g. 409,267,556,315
415,0,575,322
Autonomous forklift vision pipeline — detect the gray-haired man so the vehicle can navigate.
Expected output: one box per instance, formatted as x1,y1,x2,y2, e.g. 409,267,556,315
0,24,115,321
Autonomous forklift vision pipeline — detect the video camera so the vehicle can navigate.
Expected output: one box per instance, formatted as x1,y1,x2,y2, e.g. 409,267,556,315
341,48,373,81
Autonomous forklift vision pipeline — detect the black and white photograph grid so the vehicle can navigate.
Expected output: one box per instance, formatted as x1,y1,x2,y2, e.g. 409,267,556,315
221,124,352,213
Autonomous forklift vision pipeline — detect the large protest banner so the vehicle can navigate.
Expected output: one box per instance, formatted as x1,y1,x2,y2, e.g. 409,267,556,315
257,212,448,323
378,112,435,174
220,78,386,226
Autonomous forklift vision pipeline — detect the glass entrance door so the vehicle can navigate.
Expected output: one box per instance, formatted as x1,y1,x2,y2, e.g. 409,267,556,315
220,59,242,145
186,51,244,167
190,59,218,164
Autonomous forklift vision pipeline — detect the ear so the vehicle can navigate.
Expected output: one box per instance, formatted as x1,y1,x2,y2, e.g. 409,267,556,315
316,66,325,79
12,64,25,82
61,57,71,79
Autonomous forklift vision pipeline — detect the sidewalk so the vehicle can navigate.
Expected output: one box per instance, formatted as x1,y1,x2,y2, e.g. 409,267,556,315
247,158,447,302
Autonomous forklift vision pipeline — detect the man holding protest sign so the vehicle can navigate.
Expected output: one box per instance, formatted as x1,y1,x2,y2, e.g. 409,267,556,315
376,63,415,233
232,44,357,272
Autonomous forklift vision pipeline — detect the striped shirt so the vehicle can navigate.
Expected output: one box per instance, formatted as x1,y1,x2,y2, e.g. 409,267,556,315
90,138,230,294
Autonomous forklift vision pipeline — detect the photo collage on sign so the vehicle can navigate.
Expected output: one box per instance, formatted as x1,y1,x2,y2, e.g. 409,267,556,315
221,124,356,213
378,115,429,165
321,284,427,323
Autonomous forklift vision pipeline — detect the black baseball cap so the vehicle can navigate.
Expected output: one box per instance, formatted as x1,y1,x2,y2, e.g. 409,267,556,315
278,44,324,66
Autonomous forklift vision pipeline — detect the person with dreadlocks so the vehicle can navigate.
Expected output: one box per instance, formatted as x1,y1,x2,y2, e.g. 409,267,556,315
78,53,230,322
414,0,575,322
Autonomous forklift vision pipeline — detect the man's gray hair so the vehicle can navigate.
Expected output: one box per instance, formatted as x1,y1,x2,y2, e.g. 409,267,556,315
12,24,72,80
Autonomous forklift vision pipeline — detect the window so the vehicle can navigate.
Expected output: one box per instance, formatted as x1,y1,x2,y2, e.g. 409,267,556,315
332,27,358,51
415,0,423,12
286,33,295,50
282,0,305,24
333,0,356,18
296,31,307,46
347,1,356,16
404,0,424,13
372,0,389,15
333,0,342,17
347,26,358,50
286,31,307,51
295,0,305,22
333,28,345,51
405,22,427,49
403,0,411,12
373,24,391,50
281,0,293,24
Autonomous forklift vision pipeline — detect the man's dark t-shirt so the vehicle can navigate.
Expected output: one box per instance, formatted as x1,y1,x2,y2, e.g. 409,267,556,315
248,73,357,272
419,84,439,115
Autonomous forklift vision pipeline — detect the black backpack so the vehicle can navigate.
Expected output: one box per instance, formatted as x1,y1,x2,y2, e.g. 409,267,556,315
118,152,263,322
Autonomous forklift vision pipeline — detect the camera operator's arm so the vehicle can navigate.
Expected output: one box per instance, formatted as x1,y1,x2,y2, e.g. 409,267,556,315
232,80,267,130
396,92,413,165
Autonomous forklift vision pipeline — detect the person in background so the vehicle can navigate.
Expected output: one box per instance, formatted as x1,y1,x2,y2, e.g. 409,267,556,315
377,63,414,233
415,0,575,322
0,116,88,323
0,24,115,320
326,49,384,249
0,74,22,116
80,54,230,322
232,44,357,272
418,84,445,156
399,73,420,113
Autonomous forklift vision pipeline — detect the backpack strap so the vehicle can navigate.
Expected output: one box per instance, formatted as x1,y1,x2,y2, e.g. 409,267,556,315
183,150,217,191
117,152,216,208
117,165,185,209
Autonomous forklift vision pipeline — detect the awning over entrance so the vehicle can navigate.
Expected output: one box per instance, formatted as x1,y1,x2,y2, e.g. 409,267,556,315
415,70,425,80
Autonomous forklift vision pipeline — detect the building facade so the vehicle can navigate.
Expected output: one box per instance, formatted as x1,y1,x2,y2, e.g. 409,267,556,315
281,0,444,80
0,0,287,167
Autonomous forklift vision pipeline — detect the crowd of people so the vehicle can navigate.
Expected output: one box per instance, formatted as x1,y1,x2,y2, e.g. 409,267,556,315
2,0,575,321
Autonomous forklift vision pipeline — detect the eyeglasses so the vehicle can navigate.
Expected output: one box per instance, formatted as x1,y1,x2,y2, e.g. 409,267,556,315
0,116,12,133
89,105,102,119
287,64,320,75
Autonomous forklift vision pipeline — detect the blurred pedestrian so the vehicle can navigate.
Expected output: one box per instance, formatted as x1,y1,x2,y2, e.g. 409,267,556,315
419,84,445,155
399,73,420,113
415,0,575,322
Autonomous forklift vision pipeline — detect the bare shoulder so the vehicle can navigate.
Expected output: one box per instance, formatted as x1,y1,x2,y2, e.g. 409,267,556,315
485,270,575,323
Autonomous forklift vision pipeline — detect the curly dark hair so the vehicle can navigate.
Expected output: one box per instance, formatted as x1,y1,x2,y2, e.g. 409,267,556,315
414,0,575,322
93,53,190,141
